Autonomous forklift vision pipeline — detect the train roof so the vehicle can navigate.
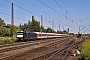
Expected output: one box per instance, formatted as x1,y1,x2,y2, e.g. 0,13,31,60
17,32,67,35
17,32,36,34
24,32,36,34
34,32,67,35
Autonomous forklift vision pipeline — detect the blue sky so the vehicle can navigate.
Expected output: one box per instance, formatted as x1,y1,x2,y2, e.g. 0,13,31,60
0,0,90,34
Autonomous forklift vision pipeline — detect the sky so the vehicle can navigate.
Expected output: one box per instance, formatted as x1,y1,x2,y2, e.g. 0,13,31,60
0,0,90,34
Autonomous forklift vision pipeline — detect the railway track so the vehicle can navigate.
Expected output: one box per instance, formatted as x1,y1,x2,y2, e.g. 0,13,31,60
32,40,75,60
0,36,76,60
0,37,73,53
0,38,57,48
0,38,69,57
43,37,88,60
0,37,68,48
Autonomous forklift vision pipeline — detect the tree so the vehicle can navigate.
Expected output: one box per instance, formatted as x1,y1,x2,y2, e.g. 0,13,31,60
30,16,40,32
57,30,68,34
14,26,21,35
0,27,10,37
28,20,31,31
46,27,52,33
57,31,63,34
19,23,24,31
0,18,6,27
35,20,40,32
19,23,28,31
23,23,28,32
63,30,68,34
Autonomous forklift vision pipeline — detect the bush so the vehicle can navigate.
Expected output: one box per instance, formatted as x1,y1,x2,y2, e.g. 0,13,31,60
77,40,90,60
0,37,16,44
0,27,10,37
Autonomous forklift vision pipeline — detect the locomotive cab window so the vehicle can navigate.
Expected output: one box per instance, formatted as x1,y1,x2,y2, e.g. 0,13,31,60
17,32,23,35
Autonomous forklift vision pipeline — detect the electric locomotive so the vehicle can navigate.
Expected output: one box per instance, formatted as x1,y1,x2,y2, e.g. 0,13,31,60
17,32,37,41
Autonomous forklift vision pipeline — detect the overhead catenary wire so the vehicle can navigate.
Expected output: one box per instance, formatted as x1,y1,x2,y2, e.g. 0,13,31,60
26,0,48,18
4,0,79,33
0,3,11,9
26,0,57,30
54,0,65,17
0,3,32,20
5,0,71,27
0,3,31,22
37,0,64,16
5,0,40,18
0,11,26,21
5,0,53,24
4,0,55,30
37,0,71,25
26,0,54,22
5,0,70,23
60,0,82,22
37,0,71,21
37,0,74,32
54,0,72,28
58,0,79,32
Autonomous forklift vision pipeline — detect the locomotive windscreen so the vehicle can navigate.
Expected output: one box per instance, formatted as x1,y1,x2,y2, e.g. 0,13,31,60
17,32,23,35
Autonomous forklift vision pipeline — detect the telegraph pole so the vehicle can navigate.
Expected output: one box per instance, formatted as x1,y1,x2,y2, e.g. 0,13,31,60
11,3,14,37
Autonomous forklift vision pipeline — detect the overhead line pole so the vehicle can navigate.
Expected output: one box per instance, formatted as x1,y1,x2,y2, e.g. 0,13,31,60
59,24,60,31
52,20,54,32
41,15,43,40
11,3,14,37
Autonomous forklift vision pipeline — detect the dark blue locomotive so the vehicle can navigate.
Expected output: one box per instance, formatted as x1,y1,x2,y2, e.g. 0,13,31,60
16,32,37,41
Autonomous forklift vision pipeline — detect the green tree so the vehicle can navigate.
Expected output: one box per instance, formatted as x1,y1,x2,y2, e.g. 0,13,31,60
62,30,68,34
0,27,10,37
35,20,40,32
19,23,24,31
28,20,31,31
30,16,40,32
23,23,28,32
46,27,52,33
57,31,63,34
14,26,21,35
6,28,10,36
19,23,28,32
0,18,6,27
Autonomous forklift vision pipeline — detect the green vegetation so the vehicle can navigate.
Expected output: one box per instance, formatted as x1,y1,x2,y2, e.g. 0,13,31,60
0,27,10,37
57,30,68,34
0,16,69,44
19,16,68,33
0,18,6,27
77,39,90,60
19,16,40,32
0,37,16,44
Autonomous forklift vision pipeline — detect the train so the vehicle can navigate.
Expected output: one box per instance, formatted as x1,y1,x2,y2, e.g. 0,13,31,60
16,32,68,41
